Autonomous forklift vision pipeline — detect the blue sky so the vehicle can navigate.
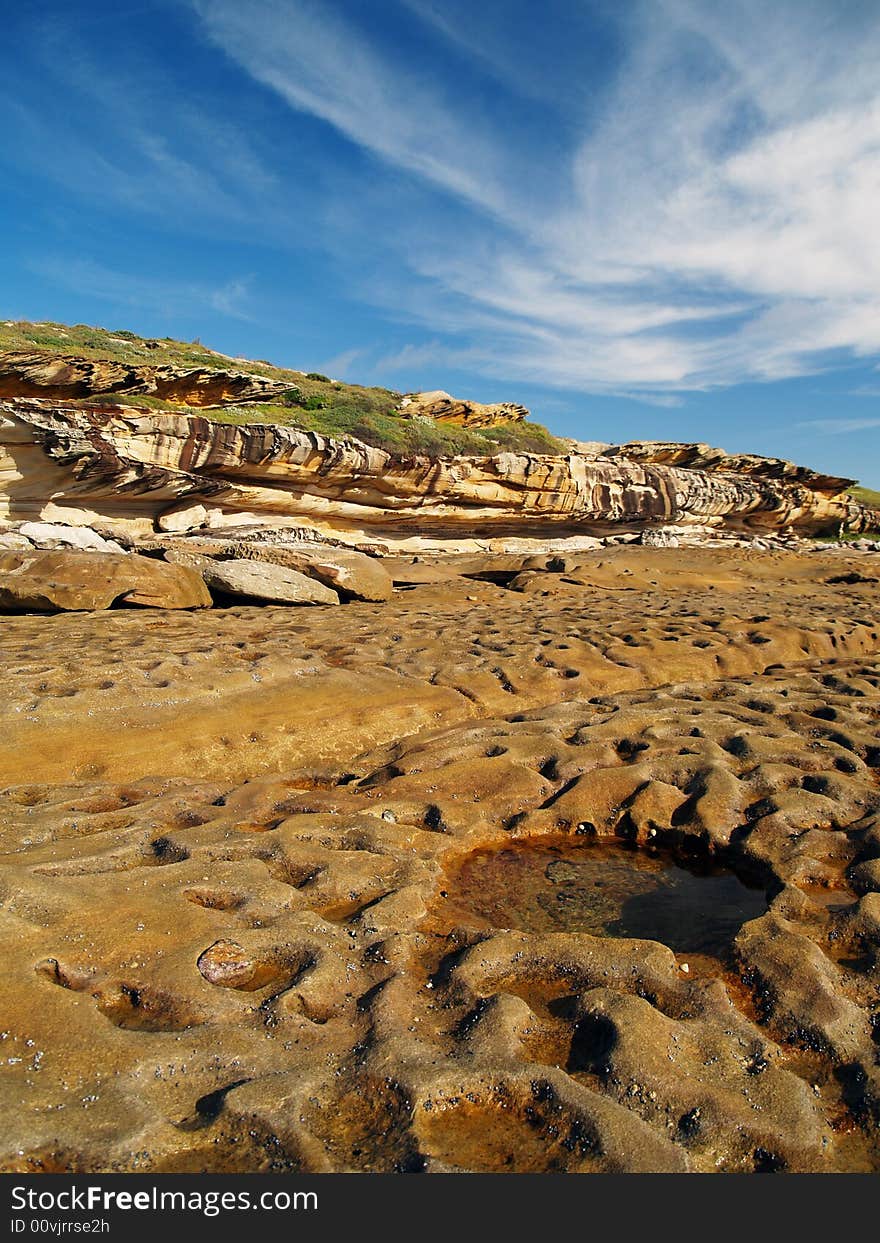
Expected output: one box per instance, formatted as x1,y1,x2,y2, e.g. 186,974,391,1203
2,0,880,485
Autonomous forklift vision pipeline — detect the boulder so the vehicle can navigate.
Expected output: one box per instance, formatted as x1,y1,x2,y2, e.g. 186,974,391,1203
18,522,128,554
156,502,210,534
166,551,339,605
0,550,212,611
232,543,393,602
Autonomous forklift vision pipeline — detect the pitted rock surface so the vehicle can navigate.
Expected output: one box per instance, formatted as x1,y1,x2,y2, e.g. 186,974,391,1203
1,546,878,1172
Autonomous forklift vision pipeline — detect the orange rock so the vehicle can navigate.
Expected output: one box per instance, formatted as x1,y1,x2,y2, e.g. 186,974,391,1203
0,549,212,611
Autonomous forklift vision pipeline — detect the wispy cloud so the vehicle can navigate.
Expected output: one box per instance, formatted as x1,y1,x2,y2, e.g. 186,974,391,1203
798,417,880,435
191,0,880,395
28,257,254,321
316,346,366,380
397,0,599,109
7,1,880,406
192,0,516,221
608,391,686,410
0,17,283,235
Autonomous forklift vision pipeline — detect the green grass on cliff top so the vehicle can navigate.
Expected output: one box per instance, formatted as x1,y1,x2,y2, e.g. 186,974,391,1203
0,319,320,381
0,319,565,459
849,484,880,508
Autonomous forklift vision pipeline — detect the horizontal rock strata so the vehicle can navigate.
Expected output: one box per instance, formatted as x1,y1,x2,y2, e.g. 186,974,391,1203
1,400,871,549
603,440,855,495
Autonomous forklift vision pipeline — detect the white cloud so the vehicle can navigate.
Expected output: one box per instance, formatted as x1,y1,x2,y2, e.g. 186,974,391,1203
192,0,515,221
316,346,367,380
798,417,880,435
185,1,880,393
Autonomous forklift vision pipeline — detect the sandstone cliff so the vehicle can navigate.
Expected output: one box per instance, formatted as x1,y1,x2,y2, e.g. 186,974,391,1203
603,441,852,496
1,398,870,550
398,390,530,428
0,351,289,406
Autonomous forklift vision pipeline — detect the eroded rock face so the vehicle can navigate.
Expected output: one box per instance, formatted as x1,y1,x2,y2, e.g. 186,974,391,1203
398,390,530,427
0,549,211,611
1,400,869,547
0,352,288,406
603,441,854,497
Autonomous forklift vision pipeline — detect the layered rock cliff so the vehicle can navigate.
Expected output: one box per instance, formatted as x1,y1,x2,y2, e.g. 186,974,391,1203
1,398,871,551
603,441,853,496
0,351,289,406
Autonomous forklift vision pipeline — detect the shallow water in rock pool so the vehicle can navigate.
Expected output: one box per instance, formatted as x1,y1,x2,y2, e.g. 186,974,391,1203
444,839,768,958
